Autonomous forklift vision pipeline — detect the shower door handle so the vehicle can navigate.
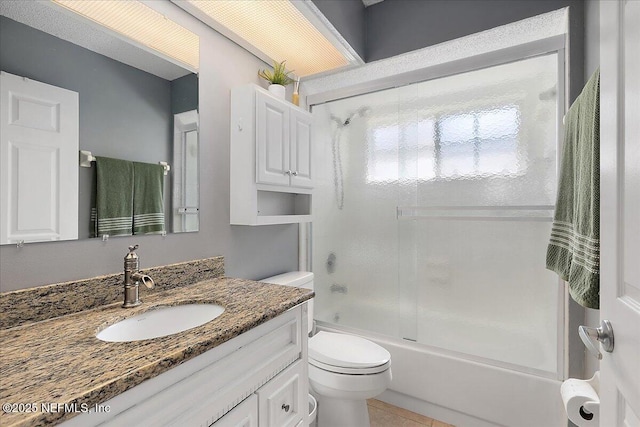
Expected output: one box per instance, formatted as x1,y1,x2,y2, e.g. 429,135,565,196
579,320,614,360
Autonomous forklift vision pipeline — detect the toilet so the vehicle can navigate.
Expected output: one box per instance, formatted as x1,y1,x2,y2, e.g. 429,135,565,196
261,272,392,427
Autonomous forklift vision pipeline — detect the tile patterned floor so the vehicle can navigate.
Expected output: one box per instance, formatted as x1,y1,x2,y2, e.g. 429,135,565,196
367,399,456,427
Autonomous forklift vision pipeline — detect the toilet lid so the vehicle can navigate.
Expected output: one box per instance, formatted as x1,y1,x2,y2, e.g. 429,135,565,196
309,331,391,370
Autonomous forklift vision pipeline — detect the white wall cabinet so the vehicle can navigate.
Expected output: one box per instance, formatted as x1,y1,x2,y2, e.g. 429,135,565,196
288,109,313,189
255,91,313,189
255,91,290,187
61,304,309,427
231,84,313,225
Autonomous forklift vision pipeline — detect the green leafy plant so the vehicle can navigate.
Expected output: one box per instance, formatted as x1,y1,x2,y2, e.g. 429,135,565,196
258,60,295,86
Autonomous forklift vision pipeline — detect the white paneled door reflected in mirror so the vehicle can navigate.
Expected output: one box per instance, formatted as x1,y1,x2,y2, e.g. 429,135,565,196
0,0,200,245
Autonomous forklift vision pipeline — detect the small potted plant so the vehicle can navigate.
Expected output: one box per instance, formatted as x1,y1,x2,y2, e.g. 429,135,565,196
258,60,294,99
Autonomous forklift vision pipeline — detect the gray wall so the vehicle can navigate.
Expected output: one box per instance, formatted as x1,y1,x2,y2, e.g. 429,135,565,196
0,16,173,239
584,0,599,81
311,0,366,61
311,1,584,103
0,3,299,291
366,0,583,60
365,0,584,102
171,73,199,115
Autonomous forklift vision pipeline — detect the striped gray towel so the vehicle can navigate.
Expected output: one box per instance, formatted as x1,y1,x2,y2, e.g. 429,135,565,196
546,69,600,309
132,161,165,235
94,157,134,237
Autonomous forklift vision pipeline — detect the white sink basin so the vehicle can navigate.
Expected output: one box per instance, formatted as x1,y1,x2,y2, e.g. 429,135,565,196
96,304,225,342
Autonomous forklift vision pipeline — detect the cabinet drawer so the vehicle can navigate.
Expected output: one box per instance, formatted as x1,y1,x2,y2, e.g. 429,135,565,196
211,395,258,427
257,360,305,427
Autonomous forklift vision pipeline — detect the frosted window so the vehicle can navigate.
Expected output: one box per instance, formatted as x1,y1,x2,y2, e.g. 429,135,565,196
368,105,523,182
416,119,436,181
477,107,519,139
439,133,477,177
440,113,475,143
438,106,523,179
369,125,399,182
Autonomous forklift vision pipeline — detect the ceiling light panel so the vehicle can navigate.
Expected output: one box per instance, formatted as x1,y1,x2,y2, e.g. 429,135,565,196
52,0,199,71
182,0,350,77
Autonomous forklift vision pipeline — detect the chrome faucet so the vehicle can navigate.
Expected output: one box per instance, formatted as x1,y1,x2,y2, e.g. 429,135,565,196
122,245,155,308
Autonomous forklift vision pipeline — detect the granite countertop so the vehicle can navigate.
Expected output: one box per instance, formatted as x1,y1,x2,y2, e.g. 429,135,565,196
0,276,313,427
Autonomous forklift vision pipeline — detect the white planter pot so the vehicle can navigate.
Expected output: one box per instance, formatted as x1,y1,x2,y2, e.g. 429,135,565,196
268,84,286,99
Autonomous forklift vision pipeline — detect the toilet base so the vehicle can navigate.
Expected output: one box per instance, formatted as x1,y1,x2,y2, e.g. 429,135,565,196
309,359,391,427
315,394,370,427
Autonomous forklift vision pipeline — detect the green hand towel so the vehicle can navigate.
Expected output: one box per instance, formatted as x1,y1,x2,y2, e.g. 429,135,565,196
132,161,165,235
94,156,134,237
546,69,600,309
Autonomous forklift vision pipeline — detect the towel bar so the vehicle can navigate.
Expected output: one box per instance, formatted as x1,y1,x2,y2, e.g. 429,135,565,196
396,205,555,222
79,150,170,175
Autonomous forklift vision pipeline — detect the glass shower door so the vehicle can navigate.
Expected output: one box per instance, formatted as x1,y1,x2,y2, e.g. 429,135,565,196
312,51,563,378
397,53,561,376
312,84,403,338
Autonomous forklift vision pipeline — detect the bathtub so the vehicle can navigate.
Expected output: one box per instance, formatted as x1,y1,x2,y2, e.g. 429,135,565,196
316,321,566,427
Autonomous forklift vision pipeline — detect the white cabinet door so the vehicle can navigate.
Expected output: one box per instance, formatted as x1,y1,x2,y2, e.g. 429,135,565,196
599,2,640,426
257,361,305,427
212,395,258,427
256,90,290,186
290,109,313,189
0,71,78,244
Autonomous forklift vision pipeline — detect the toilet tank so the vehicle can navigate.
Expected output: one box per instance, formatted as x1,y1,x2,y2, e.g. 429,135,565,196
261,272,313,334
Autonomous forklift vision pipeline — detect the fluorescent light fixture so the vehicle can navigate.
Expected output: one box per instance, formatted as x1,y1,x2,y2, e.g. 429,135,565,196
51,0,199,71
174,0,360,77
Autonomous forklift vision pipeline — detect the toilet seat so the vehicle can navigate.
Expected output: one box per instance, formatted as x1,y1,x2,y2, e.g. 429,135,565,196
309,331,391,374
309,357,390,374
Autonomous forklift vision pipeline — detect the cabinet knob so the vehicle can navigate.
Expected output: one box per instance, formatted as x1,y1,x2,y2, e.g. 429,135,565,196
285,170,292,175
292,171,298,176
281,403,290,413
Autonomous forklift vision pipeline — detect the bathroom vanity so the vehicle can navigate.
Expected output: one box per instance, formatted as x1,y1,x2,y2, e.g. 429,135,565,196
0,257,313,427
64,304,309,427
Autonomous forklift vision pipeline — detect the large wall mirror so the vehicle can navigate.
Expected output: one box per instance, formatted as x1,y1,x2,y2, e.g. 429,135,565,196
0,0,200,245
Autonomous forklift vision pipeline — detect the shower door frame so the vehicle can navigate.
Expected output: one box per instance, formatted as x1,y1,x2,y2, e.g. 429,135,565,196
304,34,569,380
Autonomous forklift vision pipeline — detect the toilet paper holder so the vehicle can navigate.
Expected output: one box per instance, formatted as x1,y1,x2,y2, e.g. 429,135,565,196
561,371,600,426
579,320,614,360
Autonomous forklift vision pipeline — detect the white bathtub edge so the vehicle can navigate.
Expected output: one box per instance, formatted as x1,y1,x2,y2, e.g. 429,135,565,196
317,323,566,427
